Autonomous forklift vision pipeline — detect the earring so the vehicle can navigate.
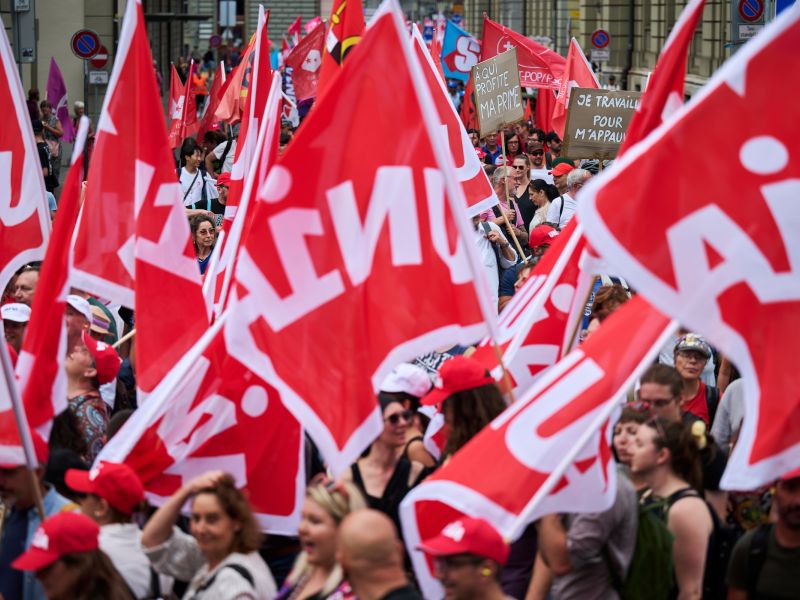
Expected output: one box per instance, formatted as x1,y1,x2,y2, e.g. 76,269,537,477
481,567,492,577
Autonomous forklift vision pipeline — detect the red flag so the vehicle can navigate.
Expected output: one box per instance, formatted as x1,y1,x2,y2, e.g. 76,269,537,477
12,119,90,445
0,24,50,291
97,316,305,533
287,16,302,46
223,4,490,474
305,16,322,34
535,88,556,134
481,16,565,90
181,61,199,139
523,97,532,123
412,26,496,217
428,21,446,82
225,6,271,231
215,34,257,125
286,21,325,101
71,0,208,395
460,76,477,130
401,296,675,597
579,6,800,489
551,38,599,138
317,0,365,97
196,61,226,141
619,0,706,155
167,64,185,148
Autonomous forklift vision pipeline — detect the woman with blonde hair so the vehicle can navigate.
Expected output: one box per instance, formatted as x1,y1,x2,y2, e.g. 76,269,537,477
276,477,366,600
141,470,277,598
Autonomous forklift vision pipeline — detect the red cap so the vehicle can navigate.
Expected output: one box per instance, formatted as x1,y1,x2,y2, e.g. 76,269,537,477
12,512,99,571
82,330,121,385
420,356,496,406
65,461,145,514
418,517,510,565
529,225,559,249
550,163,575,176
216,172,231,187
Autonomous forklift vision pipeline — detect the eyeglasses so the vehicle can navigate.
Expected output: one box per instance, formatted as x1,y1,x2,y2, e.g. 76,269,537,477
530,150,544,156
385,409,414,425
434,555,484,572
513,165,526,170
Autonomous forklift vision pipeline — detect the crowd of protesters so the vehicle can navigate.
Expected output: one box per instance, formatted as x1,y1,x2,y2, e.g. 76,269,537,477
1,62,799,600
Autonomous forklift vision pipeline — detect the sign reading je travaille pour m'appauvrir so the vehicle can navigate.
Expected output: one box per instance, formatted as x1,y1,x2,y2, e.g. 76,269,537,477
471,48,525,136
563,88,643,159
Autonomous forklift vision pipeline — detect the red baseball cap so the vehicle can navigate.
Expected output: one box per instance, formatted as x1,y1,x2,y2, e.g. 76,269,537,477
549,163,575,177
82,330,121,385
529,225,559,249
420,356,496,406
216,172,231,187
418,517,510,565
12,512,99,571
65,461,145,514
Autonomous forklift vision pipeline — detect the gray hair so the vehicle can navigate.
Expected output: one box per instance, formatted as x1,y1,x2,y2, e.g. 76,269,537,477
74,100,85,110
566,168,591,191
492,166,514,186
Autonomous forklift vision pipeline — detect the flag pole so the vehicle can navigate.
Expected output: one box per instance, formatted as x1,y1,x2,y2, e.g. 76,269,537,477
0,341,46,521
498,129,526,260
404,21,518,403
112,328,136,349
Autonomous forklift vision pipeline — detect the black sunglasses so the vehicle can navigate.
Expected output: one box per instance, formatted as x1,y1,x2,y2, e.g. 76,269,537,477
385,409,414,425
530,150,544,156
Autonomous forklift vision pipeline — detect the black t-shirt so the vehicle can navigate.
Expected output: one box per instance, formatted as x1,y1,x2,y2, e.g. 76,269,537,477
37,141,56,192
379,585,423,600
515,187,536,231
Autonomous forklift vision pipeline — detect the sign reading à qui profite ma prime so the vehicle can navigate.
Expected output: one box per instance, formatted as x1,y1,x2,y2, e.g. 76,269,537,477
471,48,524,137
562,88,643,159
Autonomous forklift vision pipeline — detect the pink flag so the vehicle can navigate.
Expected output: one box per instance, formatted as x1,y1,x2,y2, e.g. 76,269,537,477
579,6,800,489
619,0,706,154
224,4,490,475
72,0,208,395
46,57,76,143
401,296,675,597
305,16,322,34
0,24,50,291
551,38,599,138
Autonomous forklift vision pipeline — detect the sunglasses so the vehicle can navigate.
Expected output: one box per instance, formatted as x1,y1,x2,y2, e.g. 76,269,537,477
530,150,544,156
434,555,484,571
513,165,526,170
385,409,414,425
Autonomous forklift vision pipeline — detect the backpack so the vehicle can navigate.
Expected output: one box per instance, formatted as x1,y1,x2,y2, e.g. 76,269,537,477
745,523,774,596
606,500,674,600
705,385,720,426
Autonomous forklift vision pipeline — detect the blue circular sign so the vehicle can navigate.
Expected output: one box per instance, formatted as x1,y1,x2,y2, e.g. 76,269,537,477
70,29,100,59
738,0,764,21
591,29,611,49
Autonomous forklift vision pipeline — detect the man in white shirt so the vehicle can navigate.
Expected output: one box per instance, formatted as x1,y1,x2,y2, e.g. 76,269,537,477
473,216,518,312
528,141,553,184
206,136,237,177
546,168,591,229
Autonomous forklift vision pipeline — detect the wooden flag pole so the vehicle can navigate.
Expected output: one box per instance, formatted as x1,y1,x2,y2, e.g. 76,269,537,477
112,328,136,349
498,129,526,261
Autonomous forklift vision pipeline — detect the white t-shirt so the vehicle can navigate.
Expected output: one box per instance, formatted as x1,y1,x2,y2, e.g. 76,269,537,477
529,168,554,184
546,193,576,228
212,139,237,174
100,523,173,598
179,167,219,209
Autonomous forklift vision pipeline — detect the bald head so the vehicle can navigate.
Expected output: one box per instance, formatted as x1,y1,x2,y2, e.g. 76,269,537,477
339,509,403,575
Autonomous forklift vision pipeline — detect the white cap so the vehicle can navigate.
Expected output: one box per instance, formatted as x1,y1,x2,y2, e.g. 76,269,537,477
66,295,92,322
381,363,432,398
1,303,31,323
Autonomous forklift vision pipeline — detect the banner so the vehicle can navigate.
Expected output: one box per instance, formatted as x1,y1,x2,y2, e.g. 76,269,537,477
579,5,800,489
471,49,524,136
441,20,480,82
562,88,642,159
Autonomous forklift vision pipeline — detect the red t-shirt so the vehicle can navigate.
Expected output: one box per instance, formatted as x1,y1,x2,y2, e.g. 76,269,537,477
682,381,710,426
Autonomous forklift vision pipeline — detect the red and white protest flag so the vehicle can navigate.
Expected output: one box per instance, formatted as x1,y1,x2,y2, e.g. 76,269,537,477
205,71,283,318
619,0,706,155
285,20,325,101
215,35,256,125
551,38,599,139
287,16,303,47
411,26,496,217
196,61,226,141
225,6,271,228
0,341,46,468
223,1,494,475
167,64,185,148
46,57,76,144
481,16,565,90
97,314,305,533
401,296,676,597
305,16,322,34
14,118,90,443
0,24,51,291
71,0,208,395
580,5,800,489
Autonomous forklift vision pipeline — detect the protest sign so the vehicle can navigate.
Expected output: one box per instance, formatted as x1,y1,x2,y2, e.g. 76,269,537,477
562,88,642,159
471,48,524,136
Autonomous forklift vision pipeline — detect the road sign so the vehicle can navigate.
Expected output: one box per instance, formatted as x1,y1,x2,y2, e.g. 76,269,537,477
591,49,610,62
71,29,101,59
738,0,764,21
591,29,611,49
89,70,109,85
90,45,109,69
209,34,222,48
